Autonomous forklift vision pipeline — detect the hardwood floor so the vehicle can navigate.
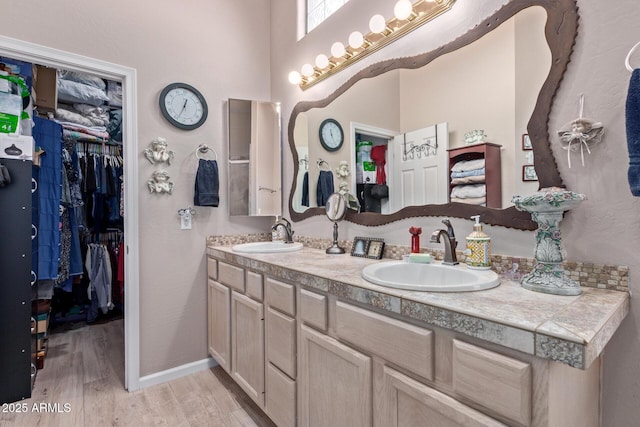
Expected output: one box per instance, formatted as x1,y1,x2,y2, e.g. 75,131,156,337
0,319,275,427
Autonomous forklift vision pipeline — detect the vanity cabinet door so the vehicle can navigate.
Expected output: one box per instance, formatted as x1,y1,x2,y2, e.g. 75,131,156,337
231,291,265,407
298,325,371,427
207,279,231,373
374,362,506,427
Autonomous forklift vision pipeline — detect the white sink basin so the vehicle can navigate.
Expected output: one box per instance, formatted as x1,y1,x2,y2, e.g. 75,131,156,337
362,260,500,292
232,241,303,254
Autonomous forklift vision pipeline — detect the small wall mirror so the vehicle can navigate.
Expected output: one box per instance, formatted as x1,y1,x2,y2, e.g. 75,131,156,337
228,98,282,216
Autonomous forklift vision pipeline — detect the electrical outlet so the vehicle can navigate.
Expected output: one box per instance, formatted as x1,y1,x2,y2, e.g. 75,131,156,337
181,213,192,230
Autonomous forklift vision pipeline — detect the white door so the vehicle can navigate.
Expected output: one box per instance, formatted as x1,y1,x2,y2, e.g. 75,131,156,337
390,123,449,211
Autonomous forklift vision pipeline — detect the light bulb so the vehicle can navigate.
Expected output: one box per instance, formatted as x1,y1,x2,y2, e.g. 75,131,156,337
315,54,329,69
348,31,364,49
288,71,302,85
394,0,413,20
369,14,387,34
301,63,315,77
331,41,346,58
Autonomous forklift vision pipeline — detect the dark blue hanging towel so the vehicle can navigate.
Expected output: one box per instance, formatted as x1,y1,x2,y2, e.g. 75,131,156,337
626,69,640,196
316,170,334,207
194,159,219,206
301,171,309,207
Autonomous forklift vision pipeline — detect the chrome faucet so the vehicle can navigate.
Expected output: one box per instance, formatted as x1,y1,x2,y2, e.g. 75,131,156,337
272,217,295,243
430,219,458,265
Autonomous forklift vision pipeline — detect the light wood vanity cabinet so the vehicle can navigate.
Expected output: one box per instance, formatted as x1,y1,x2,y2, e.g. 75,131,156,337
231,291,265,406
298,324,372,427
207,279,230,373
207,260,265,408
264,277,297,427
207,255,601,427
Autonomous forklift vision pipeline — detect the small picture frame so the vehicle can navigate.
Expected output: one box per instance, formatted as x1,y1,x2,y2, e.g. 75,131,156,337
522,134,533,150
350,237,385,259
522,165,538,181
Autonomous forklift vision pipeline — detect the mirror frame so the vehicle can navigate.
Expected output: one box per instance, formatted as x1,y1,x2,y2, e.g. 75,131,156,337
287,0,578,230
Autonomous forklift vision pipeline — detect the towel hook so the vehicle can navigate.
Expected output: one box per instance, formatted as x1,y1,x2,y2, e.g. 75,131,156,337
196,144,218,161
625,41,640,72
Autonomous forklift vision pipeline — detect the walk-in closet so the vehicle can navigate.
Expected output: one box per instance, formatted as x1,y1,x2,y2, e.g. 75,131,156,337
0,56,126,402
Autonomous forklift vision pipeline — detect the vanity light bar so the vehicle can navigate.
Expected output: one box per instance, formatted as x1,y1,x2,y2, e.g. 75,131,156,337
290,0,456,90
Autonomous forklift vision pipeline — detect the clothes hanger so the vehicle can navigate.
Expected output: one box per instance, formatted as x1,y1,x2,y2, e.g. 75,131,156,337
625,41,640,72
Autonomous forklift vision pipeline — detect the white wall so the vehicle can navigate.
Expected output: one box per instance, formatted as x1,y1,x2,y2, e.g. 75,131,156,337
0,0,274,377
271,0,640,425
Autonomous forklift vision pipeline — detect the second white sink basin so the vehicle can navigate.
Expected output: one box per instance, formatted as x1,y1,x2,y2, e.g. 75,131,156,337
362,260,500,292
232,241,303,253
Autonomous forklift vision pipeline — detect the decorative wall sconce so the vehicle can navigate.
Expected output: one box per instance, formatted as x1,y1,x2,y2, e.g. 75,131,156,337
289,0,456,90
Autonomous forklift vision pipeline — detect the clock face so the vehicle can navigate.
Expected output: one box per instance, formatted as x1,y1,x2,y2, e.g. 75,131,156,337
319,118,344,151
159,83,208,130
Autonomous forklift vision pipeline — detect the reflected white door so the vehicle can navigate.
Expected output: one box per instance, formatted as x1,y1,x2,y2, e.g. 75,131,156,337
390,123,449,211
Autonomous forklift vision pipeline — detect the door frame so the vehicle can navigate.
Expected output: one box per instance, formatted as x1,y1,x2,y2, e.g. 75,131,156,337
350,122,397,214
0,35,141,391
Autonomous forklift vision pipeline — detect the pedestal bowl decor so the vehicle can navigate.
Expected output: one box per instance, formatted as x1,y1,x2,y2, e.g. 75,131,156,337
512,188,586,296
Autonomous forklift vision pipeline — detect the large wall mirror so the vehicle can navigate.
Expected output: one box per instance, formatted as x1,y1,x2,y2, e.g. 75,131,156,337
288,0,578,230
228,98,282,216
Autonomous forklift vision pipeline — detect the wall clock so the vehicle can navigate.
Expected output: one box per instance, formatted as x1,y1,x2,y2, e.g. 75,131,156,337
159,82,208,130
319,118,344,152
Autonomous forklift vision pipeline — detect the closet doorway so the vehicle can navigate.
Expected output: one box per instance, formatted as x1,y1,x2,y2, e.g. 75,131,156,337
0,36,141,391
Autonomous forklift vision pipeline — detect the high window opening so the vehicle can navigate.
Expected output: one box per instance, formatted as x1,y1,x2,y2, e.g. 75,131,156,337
307,0,349,33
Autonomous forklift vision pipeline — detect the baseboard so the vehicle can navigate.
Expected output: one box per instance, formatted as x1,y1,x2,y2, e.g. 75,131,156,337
138,357,218,389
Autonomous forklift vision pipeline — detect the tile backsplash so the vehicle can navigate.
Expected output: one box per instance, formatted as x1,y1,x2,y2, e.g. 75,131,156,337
206,234,629,292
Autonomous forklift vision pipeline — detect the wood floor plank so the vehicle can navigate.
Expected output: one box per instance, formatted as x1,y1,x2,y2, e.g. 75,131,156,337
1,319,274,427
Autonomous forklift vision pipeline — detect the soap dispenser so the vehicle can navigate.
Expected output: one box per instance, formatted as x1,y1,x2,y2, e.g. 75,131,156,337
465,215,491,270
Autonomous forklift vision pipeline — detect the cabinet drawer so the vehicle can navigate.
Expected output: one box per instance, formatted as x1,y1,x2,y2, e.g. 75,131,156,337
246,271,263,301
266,307,296,378
207,257,218,280
265,277,295,316
218,261,245,292
335,301,434,381
453,339,531,426
266,363,296,427
300,288,327,332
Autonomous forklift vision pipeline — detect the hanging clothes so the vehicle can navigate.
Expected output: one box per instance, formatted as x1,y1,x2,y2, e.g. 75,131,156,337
85,243,114,320
32,116,62,282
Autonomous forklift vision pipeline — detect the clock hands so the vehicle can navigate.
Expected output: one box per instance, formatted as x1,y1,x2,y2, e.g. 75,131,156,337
177,99,188,117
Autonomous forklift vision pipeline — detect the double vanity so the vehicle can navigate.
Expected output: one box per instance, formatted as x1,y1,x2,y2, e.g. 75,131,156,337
206,242,628,427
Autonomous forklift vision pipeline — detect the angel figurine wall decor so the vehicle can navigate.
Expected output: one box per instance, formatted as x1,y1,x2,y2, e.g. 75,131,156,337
557,94,604,168
148,170,174,194
144,137,174,165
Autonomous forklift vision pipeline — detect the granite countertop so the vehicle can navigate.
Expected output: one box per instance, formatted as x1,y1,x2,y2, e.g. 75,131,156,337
207,245,629,369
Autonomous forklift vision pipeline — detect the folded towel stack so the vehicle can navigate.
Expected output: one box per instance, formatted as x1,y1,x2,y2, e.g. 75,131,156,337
450,158,487,206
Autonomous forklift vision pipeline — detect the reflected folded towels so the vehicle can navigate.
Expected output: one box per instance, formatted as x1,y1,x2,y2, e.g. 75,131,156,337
450,175,485,185
451,167,485,178
450,184,486,199
451,158,485,172
451,196,486,206
194,159,219,207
